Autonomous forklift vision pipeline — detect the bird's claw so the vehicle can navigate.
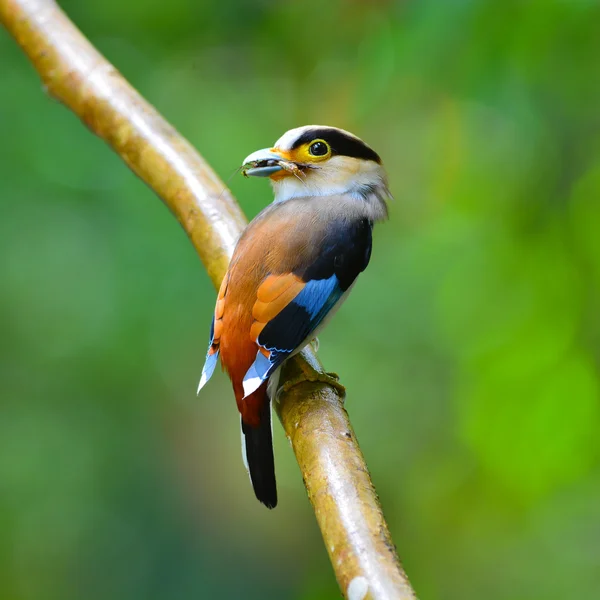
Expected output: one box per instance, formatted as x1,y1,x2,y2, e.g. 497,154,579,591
281,366,346,400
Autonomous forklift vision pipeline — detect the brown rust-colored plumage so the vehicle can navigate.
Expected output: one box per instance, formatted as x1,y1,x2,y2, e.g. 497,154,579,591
217,200,327,426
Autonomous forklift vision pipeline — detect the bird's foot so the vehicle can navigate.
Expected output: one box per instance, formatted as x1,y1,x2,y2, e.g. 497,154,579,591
281,362,346,399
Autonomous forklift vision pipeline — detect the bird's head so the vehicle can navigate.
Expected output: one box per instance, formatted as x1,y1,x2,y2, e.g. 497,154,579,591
241,125,390,219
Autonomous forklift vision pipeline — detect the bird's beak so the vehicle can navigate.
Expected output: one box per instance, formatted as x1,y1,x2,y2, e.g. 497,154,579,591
241,148,292,178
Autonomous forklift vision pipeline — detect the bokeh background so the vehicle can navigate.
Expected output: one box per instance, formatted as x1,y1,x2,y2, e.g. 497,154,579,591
2,1,600,598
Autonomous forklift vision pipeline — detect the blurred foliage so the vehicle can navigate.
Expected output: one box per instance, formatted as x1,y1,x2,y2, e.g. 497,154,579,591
2,0,600,598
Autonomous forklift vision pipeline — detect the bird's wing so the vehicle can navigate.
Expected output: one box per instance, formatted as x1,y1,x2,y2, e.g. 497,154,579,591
242,214,373,397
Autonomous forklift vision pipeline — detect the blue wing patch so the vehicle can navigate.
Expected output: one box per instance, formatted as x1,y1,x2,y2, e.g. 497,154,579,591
295,274,343,321
242,275,343,397
197,317,219,394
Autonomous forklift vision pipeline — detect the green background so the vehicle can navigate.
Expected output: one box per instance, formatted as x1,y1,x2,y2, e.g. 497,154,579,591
2,1,600,598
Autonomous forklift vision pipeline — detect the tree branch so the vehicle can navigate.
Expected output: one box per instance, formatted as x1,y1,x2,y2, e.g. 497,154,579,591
0,1,416,597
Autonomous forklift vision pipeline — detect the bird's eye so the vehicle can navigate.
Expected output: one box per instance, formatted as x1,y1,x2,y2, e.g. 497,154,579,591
308,141,329,157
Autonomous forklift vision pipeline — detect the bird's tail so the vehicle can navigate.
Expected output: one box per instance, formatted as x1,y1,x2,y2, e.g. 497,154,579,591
240,385,277,509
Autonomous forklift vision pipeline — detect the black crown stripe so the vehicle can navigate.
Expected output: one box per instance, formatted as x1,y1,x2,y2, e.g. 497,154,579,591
291,128,381,163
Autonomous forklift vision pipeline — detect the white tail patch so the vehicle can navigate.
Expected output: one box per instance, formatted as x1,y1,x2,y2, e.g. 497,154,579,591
242,373,263,398
197,351,218,395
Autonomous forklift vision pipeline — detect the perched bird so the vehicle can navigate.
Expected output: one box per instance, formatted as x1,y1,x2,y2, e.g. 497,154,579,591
198,125,390,508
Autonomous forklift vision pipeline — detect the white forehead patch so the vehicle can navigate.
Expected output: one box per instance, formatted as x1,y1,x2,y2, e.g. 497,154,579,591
274,125,362,150
274,125,320,150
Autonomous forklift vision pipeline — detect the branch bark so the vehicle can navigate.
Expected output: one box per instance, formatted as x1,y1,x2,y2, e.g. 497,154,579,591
0,1,417,598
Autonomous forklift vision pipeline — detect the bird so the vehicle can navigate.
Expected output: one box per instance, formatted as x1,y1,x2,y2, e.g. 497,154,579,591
197,125,390,508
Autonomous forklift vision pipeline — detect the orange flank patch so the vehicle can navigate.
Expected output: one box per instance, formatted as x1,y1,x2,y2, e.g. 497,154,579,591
257,274,300,303
211,272,230,349
252,275,304,323
217,273,229,300
213,318,223,341
259,347,271,359
250,320,266,341
215,297,225,319
249,274,304,342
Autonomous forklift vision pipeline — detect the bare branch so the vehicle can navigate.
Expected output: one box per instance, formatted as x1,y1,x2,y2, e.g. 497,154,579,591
0,1,417,597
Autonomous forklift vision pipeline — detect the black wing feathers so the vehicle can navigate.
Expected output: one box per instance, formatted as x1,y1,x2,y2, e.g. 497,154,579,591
300,217,372,289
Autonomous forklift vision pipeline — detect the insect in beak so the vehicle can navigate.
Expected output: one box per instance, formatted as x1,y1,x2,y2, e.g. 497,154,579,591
241,149,303,178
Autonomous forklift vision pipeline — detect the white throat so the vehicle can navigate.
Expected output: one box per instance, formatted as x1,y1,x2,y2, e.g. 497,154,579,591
270,155,389,222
